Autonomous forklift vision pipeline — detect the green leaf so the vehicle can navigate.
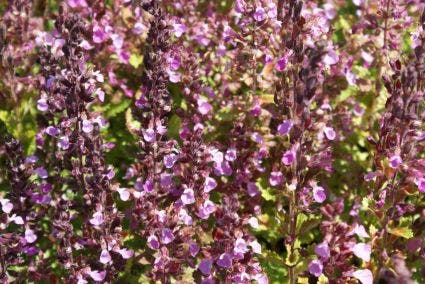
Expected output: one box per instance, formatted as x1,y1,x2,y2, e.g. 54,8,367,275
387,226,413,239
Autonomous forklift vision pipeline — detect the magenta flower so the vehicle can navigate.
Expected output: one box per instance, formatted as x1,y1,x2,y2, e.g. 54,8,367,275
308,259,323,277
415,178,425,193
189,242,200,257
281,150,296,165
92,25,108,43
197,99,212,115
173,24,187,38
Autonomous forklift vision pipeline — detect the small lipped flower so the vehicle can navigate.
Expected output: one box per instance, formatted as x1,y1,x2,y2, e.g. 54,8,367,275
389,155,402,169
414,178,425,193
351,243,371,262
225,148,237,161
216,253,232,268
24,228,37,243
269,171,283,186
37,98,48,112
352,269,373,284
247,182,260,197
324,126,336,140
89,270,106,282
45,126,60,136
89,211,104,226
147,235,160,250
0,198,13,214
99,249,112,264
253,7,266,22
143,128,156,143
34,167,48,179
281,150,296,166
57,136,70,150
204,176,217,192
161,228,174,244
163,153,178,168
199,258,213,275
312,186,326,203
181,187,195,204
308,259,323,277
314,242,330,260
277,120,293,135
82,119,93,133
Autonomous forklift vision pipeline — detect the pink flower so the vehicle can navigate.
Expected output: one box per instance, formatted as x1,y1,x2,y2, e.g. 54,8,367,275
204,177,217,192
93,25,108,43
323,49,339,65
415,178,425,193
352,269,373,284
174,24,187,37
351,243,371,262
197,99,212,115
324,126,336,140
68,0,88,8
89,211,104,226
89,270,106,282
99,249,112,264
25,228,37,243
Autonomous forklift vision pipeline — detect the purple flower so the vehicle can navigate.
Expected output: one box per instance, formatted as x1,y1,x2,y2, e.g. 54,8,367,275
389,155,402,169
143,128,156,143
34,167,48,179
351,243,371,262
277,120,293,135
117,187,130,201
197,99,212,115
118,248,134,259
233,238,248,255
111,34,123,49
269,171,283,186
364,171,378,181
23,246,39,256
143,179,154,192
10,214,24,225
25,155,38,164
198,200,216,219
204,177,217,192
281,150,296,165
225,148,237,161
148,235,160,250
164,153,178,168
82,120,93,133
68,0,88,8
161,228,174,244
89,270,106,282
352,269,373,284
313,186,326,203
314,242,330,260
324,126,336,140
323,49,339,65
276,56,288,71
160,173,173,187
99,249,112,264
216,253,232,268
308,259,323,277
199,258,213,275
247,182,259,197
253,7,266,22
57,136,70,150
181,188,195,205
349,224,370,238
37,99,48,112
174,24,187,38
25,228,37,243
89,212,104,226
0,198,13,214
189,242,199,257
251,132,264,144
178,208,193,225
45,126,60,136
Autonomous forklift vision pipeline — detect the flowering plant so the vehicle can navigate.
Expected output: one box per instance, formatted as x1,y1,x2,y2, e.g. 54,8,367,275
0,0,424,283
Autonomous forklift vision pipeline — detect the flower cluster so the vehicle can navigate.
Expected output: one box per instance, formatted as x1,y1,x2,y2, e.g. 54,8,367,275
0,0,424,283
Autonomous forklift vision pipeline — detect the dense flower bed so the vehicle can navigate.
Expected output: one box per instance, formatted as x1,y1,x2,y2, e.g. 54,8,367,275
0,0,424,283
